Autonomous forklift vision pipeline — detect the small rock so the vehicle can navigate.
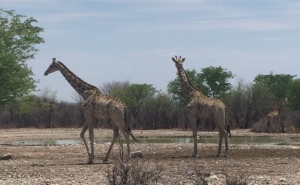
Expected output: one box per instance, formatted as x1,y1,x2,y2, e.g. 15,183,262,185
206,175,218,184
0,153,12,160
280,178,287,182
131,151,143,158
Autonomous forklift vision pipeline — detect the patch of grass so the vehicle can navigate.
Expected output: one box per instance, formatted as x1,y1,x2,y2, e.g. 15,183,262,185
107,158,163,185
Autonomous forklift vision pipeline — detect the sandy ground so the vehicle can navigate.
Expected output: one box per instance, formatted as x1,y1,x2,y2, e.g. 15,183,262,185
1,128,300,184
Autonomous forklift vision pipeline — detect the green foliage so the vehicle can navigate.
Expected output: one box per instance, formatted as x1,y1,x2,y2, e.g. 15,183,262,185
287,79,300,110
254,72,296,100
18,94,57,115
18,95,39,114
112,84,156,109
198,66,234,98
167,67,234,106
0,9,44,106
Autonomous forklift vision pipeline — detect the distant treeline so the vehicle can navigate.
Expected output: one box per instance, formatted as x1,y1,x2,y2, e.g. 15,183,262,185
1,78,300,133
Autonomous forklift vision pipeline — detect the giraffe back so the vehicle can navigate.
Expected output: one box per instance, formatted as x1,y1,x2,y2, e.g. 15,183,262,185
188,91,226,119
82,90,126,110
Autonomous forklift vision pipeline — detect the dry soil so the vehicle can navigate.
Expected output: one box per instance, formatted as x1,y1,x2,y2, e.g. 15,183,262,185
1,128,300,184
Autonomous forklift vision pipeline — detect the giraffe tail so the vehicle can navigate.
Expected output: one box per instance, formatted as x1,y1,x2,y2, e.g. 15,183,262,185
227,125,231,138
127,127,137,141
225,107,231,138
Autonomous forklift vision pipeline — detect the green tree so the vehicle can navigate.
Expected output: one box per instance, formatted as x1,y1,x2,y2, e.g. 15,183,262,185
253,72,296,100
0,9,44,106
112,84,157,109
287,79,300,110
198,66,234,98
111,83,157,128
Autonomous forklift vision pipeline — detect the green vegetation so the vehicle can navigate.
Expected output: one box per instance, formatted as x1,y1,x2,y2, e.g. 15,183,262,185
0,9,44,106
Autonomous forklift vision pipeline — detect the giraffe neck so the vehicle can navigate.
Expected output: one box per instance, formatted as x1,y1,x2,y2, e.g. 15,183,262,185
176,65,200,98
57,62,100,99
277,103,285,114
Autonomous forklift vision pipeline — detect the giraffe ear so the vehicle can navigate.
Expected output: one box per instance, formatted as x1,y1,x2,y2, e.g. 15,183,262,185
172,57,176,62
182,58,185,62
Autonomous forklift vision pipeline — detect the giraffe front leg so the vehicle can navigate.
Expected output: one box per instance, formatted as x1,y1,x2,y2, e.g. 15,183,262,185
88,125,95,164
188,115,198,157
80,123,91,162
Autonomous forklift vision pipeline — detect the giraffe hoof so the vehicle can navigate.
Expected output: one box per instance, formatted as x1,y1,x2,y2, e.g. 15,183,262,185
87,161,94,164
103,159,109,162
191,154,198,158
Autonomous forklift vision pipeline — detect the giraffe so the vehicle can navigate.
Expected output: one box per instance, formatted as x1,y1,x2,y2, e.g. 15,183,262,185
82,89,136,163
171,56,231,157
44,58,136,163
266,98,288,133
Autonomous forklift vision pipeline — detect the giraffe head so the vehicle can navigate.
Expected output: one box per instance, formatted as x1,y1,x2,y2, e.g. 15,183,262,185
44,58,60,76
172,55,185,68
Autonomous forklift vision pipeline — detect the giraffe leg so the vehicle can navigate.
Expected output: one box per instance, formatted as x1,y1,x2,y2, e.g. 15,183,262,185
119,126,131,161
224,131,229,157
217,130,223,157
82,109,94,164
187,110,197,157
103,126,119,162
88,123,94,164
80,123,90,158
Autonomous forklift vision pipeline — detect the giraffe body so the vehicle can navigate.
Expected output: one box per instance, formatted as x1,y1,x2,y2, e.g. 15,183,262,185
82,90,136,163
266,98,288,133
172,56,231,157
44,58,136,163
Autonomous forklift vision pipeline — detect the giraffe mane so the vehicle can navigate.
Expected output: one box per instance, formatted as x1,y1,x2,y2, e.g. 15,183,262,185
182,68,203,94
58,61,100,91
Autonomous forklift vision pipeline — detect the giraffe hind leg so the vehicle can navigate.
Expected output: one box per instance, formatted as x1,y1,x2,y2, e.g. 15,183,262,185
103,126,119,162
224,131,228,157
119,126,131,161
217,131,223,157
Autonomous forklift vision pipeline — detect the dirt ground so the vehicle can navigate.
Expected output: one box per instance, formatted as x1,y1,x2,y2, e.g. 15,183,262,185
1,128,300,184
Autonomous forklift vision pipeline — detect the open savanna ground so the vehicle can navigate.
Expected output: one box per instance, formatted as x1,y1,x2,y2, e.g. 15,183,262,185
1,128,300,184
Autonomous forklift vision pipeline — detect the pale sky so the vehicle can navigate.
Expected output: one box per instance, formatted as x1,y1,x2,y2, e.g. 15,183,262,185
2,0,300,102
